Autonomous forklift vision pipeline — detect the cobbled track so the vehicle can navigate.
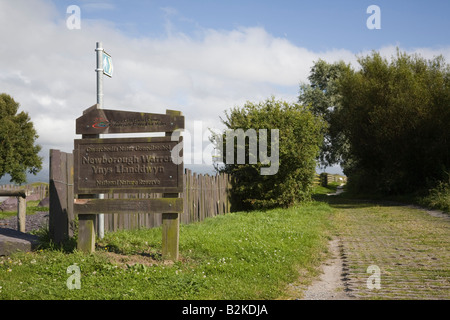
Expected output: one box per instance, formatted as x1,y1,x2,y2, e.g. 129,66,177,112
335,203,450,300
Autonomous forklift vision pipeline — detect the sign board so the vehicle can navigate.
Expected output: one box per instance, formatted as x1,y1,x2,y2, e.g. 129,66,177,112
74,105,184,259
74,136,183,194
76,107,185,135
102,51,113,77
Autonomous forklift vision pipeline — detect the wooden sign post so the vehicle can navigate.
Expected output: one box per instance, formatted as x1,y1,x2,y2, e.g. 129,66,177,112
74,105,184,260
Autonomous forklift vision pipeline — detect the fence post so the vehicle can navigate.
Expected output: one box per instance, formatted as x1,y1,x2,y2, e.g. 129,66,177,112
77,214,96,253
161,110,182,261
17,195,26,233
162,193,180,261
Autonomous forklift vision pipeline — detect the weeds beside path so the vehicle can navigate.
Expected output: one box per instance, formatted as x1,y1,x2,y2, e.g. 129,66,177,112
323,195,450,300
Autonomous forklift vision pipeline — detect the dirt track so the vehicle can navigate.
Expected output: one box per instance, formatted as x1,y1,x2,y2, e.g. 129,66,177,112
300,238,354,300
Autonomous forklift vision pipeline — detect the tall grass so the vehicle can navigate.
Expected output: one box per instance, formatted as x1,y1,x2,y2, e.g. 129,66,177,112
420,182,450,212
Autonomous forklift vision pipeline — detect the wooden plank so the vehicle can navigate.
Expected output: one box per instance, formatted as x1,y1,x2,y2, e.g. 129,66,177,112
182,169,189,225
162,192,180,261
78,214,96,253
0,191,26,197
76,107,185,135
66,153,75,237
49,150,74,244
162,212,179,260
195,173,199,222
74,198,183,215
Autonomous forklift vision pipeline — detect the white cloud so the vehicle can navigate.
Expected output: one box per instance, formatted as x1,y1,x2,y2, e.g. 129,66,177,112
1,0,449,180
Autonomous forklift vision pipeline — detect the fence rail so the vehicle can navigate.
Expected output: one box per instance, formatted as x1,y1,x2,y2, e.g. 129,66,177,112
0,184,47,201
0,190,27,232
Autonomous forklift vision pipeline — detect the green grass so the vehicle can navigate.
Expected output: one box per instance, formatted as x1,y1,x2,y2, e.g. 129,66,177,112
311,183,338,196
0,202,333,300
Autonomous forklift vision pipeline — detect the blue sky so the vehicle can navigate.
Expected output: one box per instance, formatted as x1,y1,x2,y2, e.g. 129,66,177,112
53,0,450,51
0,0,449,182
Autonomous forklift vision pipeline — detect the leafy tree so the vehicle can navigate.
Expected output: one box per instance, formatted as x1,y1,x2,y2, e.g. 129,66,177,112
0,93,42,184
298,59,351,167
300,50,450,194
214,97,326,209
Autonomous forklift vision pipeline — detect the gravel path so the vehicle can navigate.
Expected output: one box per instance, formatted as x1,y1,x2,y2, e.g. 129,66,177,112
0,211,49,233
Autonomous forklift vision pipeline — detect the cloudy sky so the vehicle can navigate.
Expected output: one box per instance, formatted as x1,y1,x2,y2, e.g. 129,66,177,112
1,0,450,182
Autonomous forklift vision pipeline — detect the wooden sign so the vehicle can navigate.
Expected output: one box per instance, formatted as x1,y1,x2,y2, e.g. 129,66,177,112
73,106,184,260
76,106,184,135
74,136,183,194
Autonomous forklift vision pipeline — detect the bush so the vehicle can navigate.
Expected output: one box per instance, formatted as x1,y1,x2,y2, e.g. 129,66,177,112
215,97,326,210
420,181,450,212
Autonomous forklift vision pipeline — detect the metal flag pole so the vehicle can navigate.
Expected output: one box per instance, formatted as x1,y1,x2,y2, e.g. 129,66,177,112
95,42,104,107
95,41,105,239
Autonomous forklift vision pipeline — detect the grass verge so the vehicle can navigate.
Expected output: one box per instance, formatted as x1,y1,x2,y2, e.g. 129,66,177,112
0,202,332,300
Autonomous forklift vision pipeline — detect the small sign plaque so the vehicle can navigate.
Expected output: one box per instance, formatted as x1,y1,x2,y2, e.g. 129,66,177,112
74,136,183,194
76,107,185,135
102,51,113,77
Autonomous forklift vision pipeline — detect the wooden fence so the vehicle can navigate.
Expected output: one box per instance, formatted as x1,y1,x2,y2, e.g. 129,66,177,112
48,148,232,242
0,184,48,233
0,184,47,201
315,173,347,187
101,169,232,232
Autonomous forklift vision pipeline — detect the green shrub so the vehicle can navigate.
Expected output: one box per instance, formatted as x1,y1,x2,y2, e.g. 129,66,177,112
215,97,326,210
420,181,450,212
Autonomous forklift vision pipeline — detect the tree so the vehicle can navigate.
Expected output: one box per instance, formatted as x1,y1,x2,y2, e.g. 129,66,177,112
0,93,42,184
214,97,326,209
300,50,450,194
339,51,450,193
298,59,351,167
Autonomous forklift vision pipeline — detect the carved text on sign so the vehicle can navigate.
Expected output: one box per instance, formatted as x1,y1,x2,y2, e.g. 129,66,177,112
74,136,183,194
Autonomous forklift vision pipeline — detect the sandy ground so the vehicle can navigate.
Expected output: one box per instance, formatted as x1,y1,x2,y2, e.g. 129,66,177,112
301,238,354,300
